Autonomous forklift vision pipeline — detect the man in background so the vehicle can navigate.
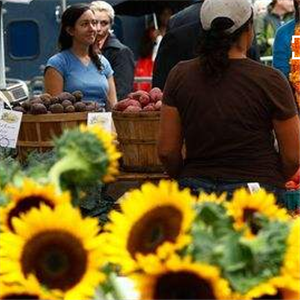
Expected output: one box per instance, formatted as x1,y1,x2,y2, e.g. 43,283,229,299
152,0,260,90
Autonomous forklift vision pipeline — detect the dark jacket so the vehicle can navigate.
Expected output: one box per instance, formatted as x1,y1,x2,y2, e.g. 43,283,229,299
102,34,135,100
168,0,203,30
153,22,200,90
153,1,260,90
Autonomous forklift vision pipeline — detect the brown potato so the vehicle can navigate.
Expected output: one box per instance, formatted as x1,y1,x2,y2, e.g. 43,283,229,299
30,103,48,114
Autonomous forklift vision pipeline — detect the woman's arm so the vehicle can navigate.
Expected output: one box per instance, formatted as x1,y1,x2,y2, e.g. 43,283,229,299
44,67,64,96
107,76,117,110
158,104,184,178
273,115,300,179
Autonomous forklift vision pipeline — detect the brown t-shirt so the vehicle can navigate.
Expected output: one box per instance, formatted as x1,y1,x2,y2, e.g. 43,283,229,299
163,58,298,187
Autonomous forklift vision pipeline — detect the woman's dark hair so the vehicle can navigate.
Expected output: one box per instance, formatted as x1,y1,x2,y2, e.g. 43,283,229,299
294,0,299,22
197,14,253,83
59,3,102,71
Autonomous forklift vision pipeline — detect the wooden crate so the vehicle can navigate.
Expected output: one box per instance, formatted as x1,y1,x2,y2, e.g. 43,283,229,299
17,112,88,159
112,110,163,172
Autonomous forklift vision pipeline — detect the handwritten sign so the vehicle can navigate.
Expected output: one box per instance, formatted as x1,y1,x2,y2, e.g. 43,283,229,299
0,109,22,148
87,112,113,132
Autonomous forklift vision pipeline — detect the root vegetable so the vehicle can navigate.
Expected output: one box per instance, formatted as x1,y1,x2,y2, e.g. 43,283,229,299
58,92,76,103
65,105,75,113
154,100,162,110
49,103,64,114
128,90,149,101
113,99,141,111
139,94,151,107
62,100,73,108
50,96,60,105
21,100,31,111
74,102,86,112
124,105,142,112
72,90,83,102
142,103,156,111
149,87,163,103
30,103,48,114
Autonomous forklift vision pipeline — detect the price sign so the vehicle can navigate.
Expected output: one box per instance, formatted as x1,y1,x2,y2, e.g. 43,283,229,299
87,112,113,132
0,109,22,148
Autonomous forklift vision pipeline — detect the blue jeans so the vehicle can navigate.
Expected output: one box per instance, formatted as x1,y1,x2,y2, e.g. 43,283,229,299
177,177,286,205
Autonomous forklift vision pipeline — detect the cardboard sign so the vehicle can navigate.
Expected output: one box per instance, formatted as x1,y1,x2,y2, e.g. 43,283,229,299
0,109,22,148
87,112,113,132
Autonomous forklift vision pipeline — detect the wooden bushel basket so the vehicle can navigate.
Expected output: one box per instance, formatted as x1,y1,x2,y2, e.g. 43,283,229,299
112,110,163,172
17,112,88,160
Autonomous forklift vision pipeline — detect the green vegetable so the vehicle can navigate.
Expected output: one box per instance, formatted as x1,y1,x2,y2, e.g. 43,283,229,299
49,127,110,193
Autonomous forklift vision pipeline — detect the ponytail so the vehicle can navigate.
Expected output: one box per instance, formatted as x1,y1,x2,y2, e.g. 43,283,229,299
197,15,253,83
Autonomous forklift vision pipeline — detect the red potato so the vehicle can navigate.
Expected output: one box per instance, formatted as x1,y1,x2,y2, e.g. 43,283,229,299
149,87,163,103
139,94,151,107
154,100,162,110
124,105,142,113
128,90,150,101
113,98,141,111
142,103,156,111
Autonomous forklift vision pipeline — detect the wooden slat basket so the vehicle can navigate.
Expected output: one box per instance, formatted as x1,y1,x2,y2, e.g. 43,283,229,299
112,110,163,173
17,112,88,160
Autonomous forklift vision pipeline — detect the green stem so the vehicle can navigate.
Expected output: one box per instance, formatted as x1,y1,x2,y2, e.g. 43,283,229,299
48,154,88,192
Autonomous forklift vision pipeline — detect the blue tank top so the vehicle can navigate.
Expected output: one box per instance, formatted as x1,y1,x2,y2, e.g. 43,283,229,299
46,49,113,104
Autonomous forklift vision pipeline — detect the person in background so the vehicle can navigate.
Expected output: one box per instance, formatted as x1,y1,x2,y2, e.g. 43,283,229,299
44,3,117,110
158,0,300,203
134,7,173,91
254,0,270,18
273,0,299,78
255,0,294,56
133,27,156,92
90,1,135,100
152,0,260,90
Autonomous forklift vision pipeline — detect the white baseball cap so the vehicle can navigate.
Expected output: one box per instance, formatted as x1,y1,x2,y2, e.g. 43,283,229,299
200,0,253,34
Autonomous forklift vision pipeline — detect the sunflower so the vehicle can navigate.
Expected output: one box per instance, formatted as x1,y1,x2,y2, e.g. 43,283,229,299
225,188,289,238
0,275,53,300
0,178,71,233
131,254,231,300
197,191,226,204
104,180,196,273
232,276,300,300
79,124,121,183
280,218,300,281
0,204,105,300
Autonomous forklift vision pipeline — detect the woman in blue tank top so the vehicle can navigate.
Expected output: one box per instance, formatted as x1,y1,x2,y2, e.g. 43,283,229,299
44,3,117,109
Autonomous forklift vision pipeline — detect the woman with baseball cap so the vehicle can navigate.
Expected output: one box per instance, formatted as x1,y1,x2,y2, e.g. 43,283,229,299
158,0,300,203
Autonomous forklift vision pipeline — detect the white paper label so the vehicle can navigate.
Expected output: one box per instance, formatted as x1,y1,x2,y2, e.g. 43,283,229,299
247,182,261,194
87,112,112,132
0,109,22,148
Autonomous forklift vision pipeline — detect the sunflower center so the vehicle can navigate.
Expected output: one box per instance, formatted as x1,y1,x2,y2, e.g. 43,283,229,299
243,208,262,235
1,294,39,299
127,206,182,257
153,271,216,299
8,196,54,232
21,230,87,291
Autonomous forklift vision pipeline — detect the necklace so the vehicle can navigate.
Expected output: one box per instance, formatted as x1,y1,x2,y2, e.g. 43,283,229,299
289,23,300,108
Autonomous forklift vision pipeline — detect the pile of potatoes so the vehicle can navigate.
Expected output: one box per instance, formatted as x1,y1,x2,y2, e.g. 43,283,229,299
13,91,103,115
113,87,163,113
